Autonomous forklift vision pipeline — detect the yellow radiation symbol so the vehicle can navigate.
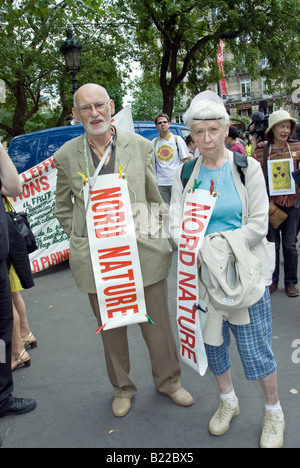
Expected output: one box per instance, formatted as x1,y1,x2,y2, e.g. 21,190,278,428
271,161,291,191
157,144,175,162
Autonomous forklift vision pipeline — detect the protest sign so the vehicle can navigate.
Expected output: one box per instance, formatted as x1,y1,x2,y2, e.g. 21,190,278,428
177,189,216,376
12,157,70,274
84,173,148,330
268,158,296,196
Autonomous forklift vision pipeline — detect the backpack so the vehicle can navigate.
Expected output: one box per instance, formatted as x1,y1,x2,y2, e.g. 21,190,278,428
180,152,248,189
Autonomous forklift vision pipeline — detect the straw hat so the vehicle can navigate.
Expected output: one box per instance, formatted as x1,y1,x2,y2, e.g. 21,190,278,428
266,110,296,133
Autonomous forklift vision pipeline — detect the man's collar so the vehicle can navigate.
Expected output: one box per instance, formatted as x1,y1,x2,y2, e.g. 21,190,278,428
159,131,172,140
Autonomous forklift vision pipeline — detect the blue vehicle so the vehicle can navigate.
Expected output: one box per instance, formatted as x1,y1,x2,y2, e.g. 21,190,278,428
8,121,189,173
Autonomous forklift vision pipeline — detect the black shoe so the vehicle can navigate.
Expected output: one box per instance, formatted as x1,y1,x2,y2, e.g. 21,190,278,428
0,397,37,418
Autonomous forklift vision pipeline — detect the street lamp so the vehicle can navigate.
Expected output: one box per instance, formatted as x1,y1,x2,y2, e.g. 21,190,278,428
60,27,82,94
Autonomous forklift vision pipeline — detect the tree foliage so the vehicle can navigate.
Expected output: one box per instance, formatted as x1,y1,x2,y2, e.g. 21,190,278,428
115,0,300,118
0,0,128,138
1,0,300,137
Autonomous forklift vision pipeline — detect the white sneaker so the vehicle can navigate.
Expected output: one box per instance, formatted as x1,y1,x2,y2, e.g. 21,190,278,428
260,411,285,449
209,397,240,436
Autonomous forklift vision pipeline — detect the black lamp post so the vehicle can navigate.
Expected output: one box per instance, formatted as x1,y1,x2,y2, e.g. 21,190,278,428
60,27,82,94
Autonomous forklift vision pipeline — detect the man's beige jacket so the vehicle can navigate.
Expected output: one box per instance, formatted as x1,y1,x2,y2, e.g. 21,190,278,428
53,130,173,294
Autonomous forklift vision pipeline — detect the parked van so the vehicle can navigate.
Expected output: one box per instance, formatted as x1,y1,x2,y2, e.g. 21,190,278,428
8,121,189,173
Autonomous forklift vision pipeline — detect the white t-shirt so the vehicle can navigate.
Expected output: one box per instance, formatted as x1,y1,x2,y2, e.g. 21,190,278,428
152,132,190,185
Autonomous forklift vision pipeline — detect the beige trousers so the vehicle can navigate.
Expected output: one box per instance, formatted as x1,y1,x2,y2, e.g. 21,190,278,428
88,279,181,399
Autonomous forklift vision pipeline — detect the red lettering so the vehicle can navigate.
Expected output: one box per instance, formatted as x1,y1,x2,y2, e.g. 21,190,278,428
179,235,200,250
180,329,196,348
179,250,195,266
182,217,204,235
91,187,122,202
107,304,139,319
178,315,195,332
40,256,49,269
92,200,123,213
179,271,196,290
181,203,211,235
98,245,131,260
40,176,50,191
181,345,197,364
178,286,197,302
95,225,126,238
31,259,40,274
179,305,196,320
93,211,125,225
104,282,136,297
185,202,210,216
100,261,132,275
106,293,138,308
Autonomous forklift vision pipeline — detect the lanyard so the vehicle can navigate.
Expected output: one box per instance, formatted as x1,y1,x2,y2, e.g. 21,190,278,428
82,134,114,233
83,134,112,194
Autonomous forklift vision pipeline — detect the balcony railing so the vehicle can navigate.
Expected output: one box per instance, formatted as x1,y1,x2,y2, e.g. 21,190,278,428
223,90,284,104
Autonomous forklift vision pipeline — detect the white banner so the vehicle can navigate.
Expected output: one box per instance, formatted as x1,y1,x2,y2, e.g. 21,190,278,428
84,174,148,331
177,189,217,376
12,157,70,274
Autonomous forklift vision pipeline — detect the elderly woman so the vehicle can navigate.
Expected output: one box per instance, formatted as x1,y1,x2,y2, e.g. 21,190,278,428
169,91,284,449
253,110,300,298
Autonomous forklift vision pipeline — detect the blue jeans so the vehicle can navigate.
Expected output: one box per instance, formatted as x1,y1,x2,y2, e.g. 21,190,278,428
268,205,300,288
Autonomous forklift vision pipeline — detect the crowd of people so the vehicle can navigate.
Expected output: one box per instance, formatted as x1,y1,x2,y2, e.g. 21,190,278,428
1,83,300,449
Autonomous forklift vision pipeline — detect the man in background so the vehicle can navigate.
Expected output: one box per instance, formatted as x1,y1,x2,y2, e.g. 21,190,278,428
153,113,192,206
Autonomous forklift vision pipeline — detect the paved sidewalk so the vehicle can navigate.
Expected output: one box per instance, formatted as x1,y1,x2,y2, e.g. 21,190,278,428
0,254,299,448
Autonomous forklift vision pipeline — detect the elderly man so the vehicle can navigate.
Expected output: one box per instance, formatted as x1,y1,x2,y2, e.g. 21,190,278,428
53,84,193,418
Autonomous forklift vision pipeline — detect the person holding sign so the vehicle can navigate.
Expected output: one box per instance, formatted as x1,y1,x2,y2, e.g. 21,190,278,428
169,91,284,448
253,110,300,297
54,84,193,419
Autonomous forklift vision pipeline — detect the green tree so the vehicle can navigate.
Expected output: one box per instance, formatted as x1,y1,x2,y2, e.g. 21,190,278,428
130,71,184,121
0,0,128,138
116,0,300,118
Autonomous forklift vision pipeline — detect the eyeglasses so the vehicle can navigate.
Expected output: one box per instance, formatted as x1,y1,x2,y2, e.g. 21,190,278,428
156,120,169,125
78,100,110,115
194,128,224,139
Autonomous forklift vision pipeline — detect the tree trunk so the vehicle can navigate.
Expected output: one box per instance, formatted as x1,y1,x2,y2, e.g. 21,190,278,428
162,85,175,119
11,81,28,136
56,80,70,127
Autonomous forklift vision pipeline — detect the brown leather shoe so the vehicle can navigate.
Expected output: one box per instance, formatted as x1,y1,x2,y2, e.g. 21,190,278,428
169,387,194,407
112,397,131,417
286,286,300,297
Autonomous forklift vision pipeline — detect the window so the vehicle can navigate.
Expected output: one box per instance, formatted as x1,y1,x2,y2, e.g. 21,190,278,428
262,77,271,97
241,78,251,100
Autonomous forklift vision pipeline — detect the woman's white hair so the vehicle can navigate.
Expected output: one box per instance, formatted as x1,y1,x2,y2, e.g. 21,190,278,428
184,90,230,130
